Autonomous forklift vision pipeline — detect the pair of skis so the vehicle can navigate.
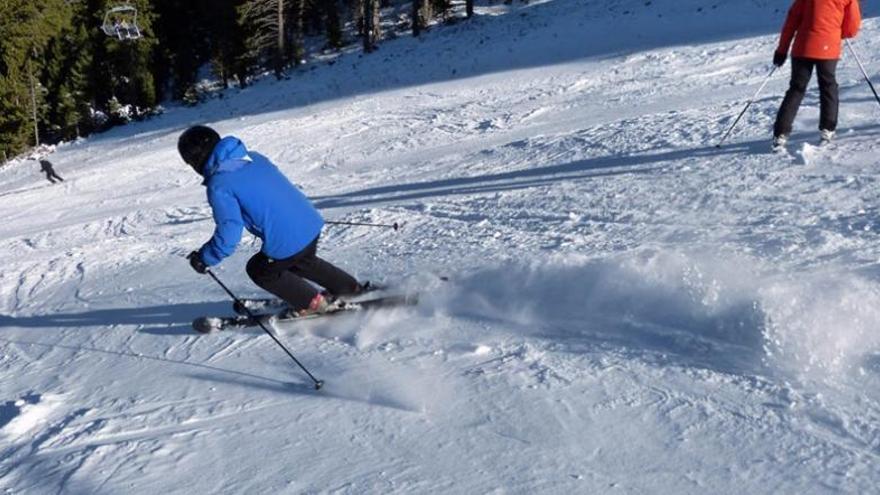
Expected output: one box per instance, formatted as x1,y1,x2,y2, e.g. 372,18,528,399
192,290,418,333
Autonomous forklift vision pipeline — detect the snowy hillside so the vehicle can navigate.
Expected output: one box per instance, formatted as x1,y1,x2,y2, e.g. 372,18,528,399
3,0,880,492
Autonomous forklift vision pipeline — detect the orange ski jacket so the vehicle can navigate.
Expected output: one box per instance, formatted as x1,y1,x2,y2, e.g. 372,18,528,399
777,0,861,60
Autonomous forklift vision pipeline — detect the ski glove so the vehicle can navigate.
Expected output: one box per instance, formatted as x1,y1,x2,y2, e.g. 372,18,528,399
773,51,787,67
187,251,208,274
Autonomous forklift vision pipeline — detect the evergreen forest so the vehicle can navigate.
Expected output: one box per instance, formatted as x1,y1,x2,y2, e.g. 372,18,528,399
0,0,477,160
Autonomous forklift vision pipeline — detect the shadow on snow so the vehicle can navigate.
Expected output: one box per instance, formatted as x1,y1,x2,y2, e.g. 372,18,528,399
312,137,766,210
0,301,230,335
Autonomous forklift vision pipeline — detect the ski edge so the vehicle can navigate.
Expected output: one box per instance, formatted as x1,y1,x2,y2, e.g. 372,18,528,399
195,293,419,333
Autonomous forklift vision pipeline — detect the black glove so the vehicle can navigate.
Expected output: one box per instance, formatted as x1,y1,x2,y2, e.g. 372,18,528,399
773,50,787,67
187,251,208,274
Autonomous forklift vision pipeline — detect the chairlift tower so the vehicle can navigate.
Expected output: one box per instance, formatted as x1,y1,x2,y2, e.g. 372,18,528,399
101,5,142,41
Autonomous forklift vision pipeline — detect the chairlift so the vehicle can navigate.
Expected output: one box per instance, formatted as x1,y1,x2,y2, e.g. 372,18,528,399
101,5,142,41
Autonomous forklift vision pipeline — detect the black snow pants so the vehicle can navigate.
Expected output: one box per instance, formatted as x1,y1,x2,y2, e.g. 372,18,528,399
246,236,360,311
44,171,64,183
774,57,839,137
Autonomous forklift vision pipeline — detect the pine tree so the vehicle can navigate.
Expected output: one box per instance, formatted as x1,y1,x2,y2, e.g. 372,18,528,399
432,0,452,20
323,0,344,49
412,0,431,36
240,0,289,79
72,0,158,125
152,0,211,100
0,0,484,160
0,0,70,155
205,0,251,89
362,0,380,52
41,22,92,141
290,0,306,66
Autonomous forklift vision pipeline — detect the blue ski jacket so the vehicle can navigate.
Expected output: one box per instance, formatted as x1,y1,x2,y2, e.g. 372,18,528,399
198,136,324,266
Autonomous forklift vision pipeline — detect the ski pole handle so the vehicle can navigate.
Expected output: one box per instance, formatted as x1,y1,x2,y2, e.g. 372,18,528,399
326,220,400,231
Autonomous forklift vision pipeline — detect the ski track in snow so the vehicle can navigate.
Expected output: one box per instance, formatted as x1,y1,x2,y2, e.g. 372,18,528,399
2,0,880,492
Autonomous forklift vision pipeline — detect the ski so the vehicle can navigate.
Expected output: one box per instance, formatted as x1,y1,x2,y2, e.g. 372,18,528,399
232,281,386,315
193,314,257,333
193,293,419,333
232,297,286,316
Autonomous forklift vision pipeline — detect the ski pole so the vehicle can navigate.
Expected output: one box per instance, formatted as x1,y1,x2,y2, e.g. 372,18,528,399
206,269,324,390
845,39,880,109
716,65,778,148
326,220,400,231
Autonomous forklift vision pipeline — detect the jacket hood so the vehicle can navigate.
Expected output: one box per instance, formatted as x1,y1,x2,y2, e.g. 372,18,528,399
202,136,252,181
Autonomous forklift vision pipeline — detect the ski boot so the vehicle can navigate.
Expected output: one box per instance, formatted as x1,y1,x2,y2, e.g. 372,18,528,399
819,129,835,147
771,134,788,153
282,292,346,319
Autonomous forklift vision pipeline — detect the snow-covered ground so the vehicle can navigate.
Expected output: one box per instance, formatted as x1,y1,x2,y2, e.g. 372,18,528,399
3,0,880,492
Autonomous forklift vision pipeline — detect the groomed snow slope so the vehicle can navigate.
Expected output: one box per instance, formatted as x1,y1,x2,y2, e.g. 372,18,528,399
2,0,880,493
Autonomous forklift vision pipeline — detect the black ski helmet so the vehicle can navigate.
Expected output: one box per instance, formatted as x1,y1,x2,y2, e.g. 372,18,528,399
178,125,220,174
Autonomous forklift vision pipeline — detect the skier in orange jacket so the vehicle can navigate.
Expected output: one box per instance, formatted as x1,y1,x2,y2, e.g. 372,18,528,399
772,0,861,150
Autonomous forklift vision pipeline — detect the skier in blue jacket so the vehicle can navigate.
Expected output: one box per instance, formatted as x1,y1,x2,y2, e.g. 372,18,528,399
179,125,362,316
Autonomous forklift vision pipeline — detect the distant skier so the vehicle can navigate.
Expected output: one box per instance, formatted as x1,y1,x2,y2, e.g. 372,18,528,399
772,0,861,151
178,125,363,317
39,160,64,184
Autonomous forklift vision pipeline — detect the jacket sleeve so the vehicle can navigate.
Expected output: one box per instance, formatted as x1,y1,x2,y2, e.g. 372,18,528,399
842,0,861,39
199,186,245,266
777,0,803,54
